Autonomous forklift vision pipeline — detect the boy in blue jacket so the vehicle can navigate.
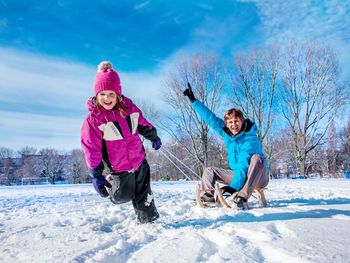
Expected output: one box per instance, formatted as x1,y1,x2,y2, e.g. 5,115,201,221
183,83,269,208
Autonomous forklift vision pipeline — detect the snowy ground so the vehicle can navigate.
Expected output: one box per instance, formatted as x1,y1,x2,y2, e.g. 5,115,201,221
1,179,350,263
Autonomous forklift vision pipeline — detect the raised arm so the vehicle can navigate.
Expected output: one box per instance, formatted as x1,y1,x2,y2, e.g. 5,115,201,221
183,83,225,137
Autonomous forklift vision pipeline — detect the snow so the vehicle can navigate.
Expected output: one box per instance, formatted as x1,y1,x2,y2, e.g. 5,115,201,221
1,179,350,263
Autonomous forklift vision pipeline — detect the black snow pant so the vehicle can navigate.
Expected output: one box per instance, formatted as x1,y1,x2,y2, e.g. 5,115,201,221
107,160,159,223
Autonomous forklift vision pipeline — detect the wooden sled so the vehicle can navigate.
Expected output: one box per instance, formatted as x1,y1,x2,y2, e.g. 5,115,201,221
195,184,221,208
195,183,205,208
254,188,267,208
214,183,232,208
195,183,231,208
196,183,267,209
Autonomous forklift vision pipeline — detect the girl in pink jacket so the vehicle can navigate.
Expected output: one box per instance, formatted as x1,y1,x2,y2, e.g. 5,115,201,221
81,61,161,223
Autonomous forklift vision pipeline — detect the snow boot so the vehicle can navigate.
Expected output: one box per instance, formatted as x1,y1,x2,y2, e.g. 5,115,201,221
201,193,215,203
233,195,249,210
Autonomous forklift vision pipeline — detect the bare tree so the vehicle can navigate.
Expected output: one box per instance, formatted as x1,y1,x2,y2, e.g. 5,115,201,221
37,148,66,184
160,54,225,172
134,99,161,125
305,143,325,178
0,147,14,158
19,154,40,182
0,158,18,185
280,42,348,176
326,121,339,175
268,128,296,178
228,47,280,170
66,149,89,184
229,46,280,145
339,118,350,173
17,146,37,156
0,147,16,185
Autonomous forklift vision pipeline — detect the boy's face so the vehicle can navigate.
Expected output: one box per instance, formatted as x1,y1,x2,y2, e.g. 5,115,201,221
97,90,117,110
225,117,243,135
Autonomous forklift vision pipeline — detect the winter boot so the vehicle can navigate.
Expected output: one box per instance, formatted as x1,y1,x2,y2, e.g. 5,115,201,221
134,199,159,224
233,195,249,210
201,192,215,203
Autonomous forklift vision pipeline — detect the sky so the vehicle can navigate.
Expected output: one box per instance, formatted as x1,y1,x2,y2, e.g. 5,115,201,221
0,0,349,151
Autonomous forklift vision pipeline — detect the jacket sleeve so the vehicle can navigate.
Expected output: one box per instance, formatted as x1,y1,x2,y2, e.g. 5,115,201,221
81,116,104,177
229,136,260,190
132,102,158,141
192,100,226,137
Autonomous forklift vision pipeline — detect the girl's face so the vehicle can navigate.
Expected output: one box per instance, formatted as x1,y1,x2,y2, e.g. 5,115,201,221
97,90,117,110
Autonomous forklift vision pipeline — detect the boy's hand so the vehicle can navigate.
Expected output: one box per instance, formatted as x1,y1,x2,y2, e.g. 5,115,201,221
183,82,196,103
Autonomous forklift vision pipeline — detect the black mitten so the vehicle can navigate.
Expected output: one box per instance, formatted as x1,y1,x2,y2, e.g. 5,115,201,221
183,82,196,103
92,176,112,197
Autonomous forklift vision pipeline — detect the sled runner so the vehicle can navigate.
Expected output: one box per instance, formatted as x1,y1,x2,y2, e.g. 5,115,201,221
254,188,267,208
195,183,267,209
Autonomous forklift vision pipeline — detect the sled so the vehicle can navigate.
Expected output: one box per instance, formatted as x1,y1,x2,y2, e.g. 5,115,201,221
195,183,231,208
214,182,232,208
195,183,205,208
254,188,267,208
195,183,267,209
193,184,220,208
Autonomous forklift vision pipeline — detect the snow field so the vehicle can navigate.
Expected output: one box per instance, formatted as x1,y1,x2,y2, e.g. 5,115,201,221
1,180,350,263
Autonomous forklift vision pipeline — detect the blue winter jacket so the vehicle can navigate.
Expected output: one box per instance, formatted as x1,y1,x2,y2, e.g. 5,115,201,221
192,100,269,191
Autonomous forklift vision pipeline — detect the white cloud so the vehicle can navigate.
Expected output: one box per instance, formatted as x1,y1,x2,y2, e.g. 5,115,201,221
0,47,94,110
120,70,169,110
240,0,350,79
0,46,172,150
134,1,150,10
0,110,82,151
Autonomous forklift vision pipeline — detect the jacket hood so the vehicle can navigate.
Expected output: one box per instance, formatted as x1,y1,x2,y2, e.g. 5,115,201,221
243,119,256,134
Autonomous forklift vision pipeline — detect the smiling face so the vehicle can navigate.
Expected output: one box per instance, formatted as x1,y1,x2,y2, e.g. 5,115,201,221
224,108,244,136
96,90,117,110
225,116,244,135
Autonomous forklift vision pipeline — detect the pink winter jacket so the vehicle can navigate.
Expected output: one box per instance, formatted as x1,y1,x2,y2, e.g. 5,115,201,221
81,96,158,176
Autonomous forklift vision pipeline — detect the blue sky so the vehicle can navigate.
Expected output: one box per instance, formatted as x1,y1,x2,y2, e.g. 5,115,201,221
0,1,260,70
0,0,349,151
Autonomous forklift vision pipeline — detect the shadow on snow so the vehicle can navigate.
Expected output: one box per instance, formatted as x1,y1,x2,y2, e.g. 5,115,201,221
166,198,350,229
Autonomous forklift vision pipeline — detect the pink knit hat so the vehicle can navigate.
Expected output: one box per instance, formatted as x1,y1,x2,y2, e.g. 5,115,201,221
94,61,122,96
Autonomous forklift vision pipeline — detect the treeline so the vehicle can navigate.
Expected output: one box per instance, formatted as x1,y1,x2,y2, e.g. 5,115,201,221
0,147,90,185
148,120,350,180
1,41,350,185
1,116,349,187
156,41,350,178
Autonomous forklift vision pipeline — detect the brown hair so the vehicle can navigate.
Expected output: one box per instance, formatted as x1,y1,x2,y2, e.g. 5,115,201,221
224,108,244,123
96,94,126,116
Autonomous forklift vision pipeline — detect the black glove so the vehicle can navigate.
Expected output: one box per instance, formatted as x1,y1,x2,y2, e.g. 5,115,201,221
220,185,236,196
152,136,162,150
92,176,112,198
183,82,196,103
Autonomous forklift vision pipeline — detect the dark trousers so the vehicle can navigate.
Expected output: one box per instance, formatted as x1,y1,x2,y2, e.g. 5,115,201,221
107,160,159,223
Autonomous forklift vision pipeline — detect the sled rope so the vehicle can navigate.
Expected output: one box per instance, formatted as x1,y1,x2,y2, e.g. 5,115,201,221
159,148,201,180
158,149,193,181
